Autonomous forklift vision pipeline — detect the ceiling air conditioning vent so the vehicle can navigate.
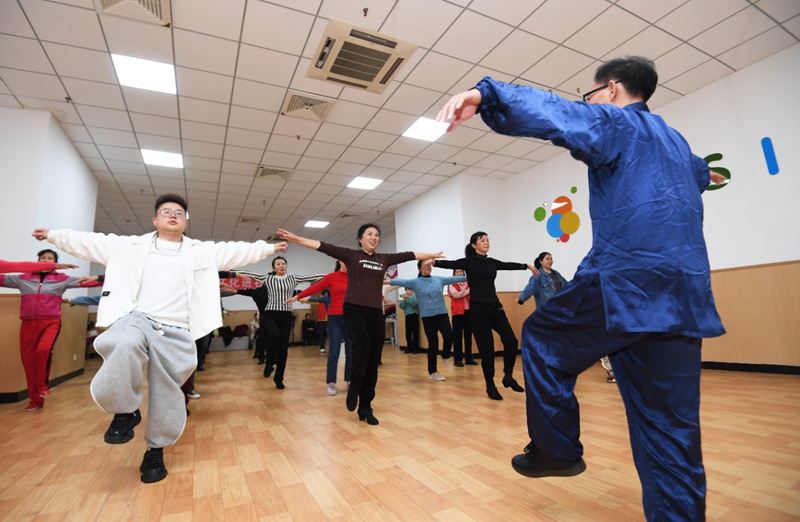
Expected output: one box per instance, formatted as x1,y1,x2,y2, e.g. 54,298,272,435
307,19,418,94
94,0,171,25
257,166,293,181
338,211,365,219
281,90,335,121
239,217,261,224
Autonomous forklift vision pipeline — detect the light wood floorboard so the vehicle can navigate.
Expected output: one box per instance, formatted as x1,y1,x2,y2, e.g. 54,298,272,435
0,344,798,521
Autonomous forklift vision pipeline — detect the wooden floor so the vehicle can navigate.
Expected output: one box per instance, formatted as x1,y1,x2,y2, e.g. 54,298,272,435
1,344,798,521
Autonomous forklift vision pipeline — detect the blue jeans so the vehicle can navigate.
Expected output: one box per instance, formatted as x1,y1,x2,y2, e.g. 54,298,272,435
326,315,352,384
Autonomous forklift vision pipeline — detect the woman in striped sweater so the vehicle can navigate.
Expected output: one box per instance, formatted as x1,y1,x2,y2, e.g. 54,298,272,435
236,257,324,389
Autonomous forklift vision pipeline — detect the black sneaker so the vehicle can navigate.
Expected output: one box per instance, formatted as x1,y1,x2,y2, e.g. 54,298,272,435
511,443,586,478
465,360,478,366
104,409,141,444
140,447,168,483
502,375,524,393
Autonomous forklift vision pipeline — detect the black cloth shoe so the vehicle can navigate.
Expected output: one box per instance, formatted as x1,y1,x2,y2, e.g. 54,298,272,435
140,447,168,483
454,361,465,367
263,365,274,378
104,409,142,444
465,360,478,365
486,386,503,400
275,380,285,390
358,409,379,425
511,443,586,478
345,387,358,412
196,365,205,371
502,376,524,393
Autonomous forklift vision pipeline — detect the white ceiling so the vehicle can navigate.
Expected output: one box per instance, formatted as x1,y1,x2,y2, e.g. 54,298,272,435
2,0,798,243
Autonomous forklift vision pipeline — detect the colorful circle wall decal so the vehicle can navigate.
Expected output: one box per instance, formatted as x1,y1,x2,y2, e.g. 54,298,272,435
534,189,581,242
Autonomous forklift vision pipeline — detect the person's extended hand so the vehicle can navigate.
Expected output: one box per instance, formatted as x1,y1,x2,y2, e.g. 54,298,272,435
274,242,288,253
55,263,78,269
527,264,540,277
709,172,728,186
283,296,298,306
276,229,297,242
219,283,237,294
436,89,482,133
32,228,50,241
78,276,99,285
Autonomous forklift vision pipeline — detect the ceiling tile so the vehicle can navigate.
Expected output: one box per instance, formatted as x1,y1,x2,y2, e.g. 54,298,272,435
382,0,462,49
479,30,557,77
106,159,147,175
236,44,297,87
122,87,178,118
603,26,682,62
615,0,687,23
371,152,411,169
664,59,734,94
312,123,360,146
266,134,311,156
304,141,347,160
181,121,226,144
176,67,234,104
433,10,513,63
519,0,610,44
227,127,269,150
783,15,800,38
0,1,35,38
99,144,142,162
404,52,472,92
690,6,777,57
21,0,106,51
657,0,750,40
520,46,595,89
73,141,101,158
171,0,246,40
137,133,182,154
174,29,239,75
654,44,711,83
0,68,66,102
350,130,396,152
130,112,180,138
184,156,221,172
470,0,544,25
0,34,53,74
338,147,381,165
365,109,418,135
183,139,224,159
228,105,278,133
231,78,286,112
272,114,321,139
717,26,797,70
179,96,230,126
223,144,263,163
241,1,314,55
295,156,334,173
325,100,380,128
62,78,125,110
60,123,92,142
77,105,132,131
564,6,649,58
755,0,800,22
43,42,117,83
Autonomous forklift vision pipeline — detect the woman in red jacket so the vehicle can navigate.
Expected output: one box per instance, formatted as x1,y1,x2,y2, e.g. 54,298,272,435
0,249,100,412
285,260,351,397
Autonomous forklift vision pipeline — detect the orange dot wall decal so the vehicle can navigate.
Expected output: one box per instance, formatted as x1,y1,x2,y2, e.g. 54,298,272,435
534,186,581,243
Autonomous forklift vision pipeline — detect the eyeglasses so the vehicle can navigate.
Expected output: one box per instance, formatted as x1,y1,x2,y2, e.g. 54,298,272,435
158,208,188,219
582,81,620,102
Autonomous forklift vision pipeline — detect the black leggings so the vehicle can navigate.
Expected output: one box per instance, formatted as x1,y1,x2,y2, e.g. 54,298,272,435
262,311,293,383
470,301,518,387
452,310,473,362
343,303,384,413
421,313,454,374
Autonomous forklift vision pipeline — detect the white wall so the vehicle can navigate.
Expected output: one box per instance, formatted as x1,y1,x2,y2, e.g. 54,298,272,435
0,108,98,297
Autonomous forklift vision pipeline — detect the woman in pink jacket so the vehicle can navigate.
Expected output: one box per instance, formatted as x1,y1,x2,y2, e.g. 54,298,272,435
0,249,100,412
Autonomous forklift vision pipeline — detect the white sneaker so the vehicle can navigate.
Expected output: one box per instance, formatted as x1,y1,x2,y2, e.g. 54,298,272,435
429,371,446,381
442,357,454,371
326,383,337,396
187,391,200,400
320,347,325,353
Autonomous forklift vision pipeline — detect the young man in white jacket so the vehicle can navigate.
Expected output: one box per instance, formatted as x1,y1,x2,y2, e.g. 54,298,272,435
33,194,287,483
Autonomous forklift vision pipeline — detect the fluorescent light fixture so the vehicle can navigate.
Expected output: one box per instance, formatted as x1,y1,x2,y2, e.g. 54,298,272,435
111,54,176,95
305,220,329,228
141,149,184,168
347,176,383,190
402,117,449,142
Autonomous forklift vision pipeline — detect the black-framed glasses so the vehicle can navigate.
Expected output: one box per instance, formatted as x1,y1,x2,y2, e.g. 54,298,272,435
158,208,188,218
582,81,619,102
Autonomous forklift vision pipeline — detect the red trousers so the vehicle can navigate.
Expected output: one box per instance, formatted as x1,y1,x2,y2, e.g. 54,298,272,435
20,319,61,406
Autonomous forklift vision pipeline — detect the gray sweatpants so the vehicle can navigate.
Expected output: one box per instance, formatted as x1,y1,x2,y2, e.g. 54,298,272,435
91,310,196,448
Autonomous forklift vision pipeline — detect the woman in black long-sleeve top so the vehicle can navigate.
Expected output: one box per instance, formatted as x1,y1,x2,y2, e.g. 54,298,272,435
435,231,537,400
